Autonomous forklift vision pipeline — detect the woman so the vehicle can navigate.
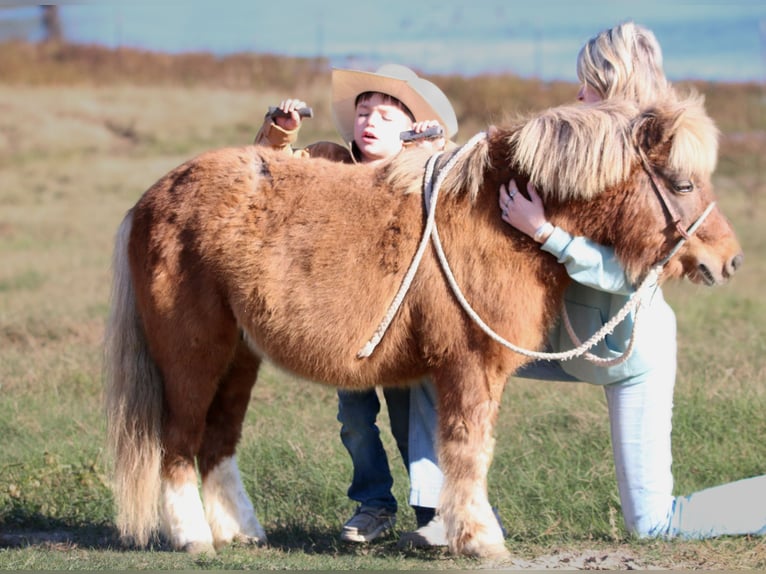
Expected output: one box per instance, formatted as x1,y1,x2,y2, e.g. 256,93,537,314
499,21,766,538
254,64,457,545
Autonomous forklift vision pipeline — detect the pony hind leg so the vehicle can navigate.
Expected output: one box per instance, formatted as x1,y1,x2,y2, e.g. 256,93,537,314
146,308,242,555
197,337,267,549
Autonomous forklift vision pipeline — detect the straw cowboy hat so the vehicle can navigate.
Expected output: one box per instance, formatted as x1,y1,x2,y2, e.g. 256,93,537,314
331,64,459,146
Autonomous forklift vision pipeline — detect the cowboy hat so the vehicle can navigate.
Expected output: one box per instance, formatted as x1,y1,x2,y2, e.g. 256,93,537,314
331,64,458,146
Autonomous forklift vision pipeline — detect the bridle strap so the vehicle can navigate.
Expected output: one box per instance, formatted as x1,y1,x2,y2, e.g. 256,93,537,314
639,151,691,240
638,149,718,266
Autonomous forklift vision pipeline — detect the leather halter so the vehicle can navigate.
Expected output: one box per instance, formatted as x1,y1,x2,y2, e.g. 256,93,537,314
638,150,691,240
637,148,718,268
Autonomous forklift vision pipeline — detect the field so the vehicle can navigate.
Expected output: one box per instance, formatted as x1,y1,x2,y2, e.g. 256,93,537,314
0,43,765,570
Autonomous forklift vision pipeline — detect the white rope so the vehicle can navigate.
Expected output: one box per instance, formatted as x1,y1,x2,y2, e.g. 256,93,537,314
428,202,663,362
358,133,485,358
558,201,715,366
559,277,648,365
356,151,443,358
357,132,715,364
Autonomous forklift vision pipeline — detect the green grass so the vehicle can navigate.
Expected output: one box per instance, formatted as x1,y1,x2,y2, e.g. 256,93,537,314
0,74,765,570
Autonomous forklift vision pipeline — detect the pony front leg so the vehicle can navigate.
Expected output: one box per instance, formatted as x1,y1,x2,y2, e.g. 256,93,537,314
160,462,216,555
435,371,508,558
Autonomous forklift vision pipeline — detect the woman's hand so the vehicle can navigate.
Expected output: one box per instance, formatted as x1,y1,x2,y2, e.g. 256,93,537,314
271,98,309,130
498,180,551,241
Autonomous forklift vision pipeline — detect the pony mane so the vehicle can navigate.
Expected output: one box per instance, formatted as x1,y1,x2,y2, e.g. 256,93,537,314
383,147,436,196
383,92,718,205
648,91,719,178
510,99,639,201
384,101,640,204
384,139,491,202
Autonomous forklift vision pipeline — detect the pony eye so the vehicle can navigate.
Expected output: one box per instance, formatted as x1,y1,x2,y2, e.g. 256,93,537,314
673,181,694,194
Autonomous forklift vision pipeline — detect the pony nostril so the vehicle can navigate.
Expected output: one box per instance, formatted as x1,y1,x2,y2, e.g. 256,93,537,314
698,263,715,286
727,253,744,276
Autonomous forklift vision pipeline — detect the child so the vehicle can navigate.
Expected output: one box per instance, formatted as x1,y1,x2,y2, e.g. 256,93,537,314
254,64,458,545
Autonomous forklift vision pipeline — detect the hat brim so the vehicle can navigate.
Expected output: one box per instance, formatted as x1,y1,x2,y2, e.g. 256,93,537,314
331,68,457,146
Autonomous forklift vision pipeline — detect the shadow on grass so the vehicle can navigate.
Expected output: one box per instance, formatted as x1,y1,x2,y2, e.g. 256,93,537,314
263,523,448,559
0,523,118,550
0,506,162,552
0,514,445,558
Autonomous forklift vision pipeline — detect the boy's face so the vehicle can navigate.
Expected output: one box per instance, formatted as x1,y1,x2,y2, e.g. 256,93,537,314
353,93,413,163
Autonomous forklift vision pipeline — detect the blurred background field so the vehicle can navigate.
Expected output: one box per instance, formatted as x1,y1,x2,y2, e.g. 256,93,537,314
0,37,764,570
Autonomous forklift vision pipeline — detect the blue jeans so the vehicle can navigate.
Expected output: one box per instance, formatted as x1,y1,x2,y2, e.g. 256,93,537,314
337,381,444,515
516,359,766,538
337,387,409,512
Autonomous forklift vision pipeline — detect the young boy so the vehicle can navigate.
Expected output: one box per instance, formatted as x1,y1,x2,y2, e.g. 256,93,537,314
254,64,457,546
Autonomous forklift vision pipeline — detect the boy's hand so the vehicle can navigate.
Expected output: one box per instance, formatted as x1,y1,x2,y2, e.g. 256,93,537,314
402,120,446,151
269,99,311,130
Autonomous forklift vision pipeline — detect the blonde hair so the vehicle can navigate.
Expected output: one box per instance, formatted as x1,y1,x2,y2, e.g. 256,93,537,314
577,21,671,107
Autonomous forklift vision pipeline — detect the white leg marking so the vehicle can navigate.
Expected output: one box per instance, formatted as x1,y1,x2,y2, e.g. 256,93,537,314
442,431,508,558
203,456,266,548
160,477,215,553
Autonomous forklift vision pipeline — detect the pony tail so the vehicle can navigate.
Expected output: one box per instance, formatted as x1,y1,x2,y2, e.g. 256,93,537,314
103,210,164,547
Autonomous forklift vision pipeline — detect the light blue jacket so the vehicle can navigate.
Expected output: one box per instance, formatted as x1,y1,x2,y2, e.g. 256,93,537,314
541,227,677,385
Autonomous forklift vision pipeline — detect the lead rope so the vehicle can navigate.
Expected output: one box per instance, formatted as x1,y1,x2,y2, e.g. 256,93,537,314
358,131,716,363
355,151,445,358
561,200,716,366
429,206,662,362
357,133,484,358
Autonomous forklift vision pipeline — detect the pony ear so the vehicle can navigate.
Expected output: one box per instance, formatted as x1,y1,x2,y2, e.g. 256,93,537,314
632,107,673,160
633,96,719,176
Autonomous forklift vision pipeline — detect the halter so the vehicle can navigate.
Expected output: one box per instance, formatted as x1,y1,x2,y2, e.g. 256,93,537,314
560,154,717,366
639,147,691,237
357,134,717,364
637,147,717,265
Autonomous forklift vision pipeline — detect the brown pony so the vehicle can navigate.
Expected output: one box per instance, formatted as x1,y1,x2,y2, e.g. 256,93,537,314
104,95,742,558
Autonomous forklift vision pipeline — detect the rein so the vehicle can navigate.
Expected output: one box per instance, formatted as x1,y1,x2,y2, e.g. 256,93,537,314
357,134,716,364
559,156,716,366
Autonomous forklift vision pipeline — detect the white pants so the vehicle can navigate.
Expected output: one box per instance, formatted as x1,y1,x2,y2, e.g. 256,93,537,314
606,369,766,538
518,358,766,538
407,381,443,509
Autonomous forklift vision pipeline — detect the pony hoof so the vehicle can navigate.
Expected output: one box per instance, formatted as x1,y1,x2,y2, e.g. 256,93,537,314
233,533,268,548
483,543,511,560
456,541,510,560
182,541,217,556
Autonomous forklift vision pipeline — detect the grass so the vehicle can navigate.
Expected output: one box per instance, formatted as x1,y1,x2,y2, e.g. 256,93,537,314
0,43,765,569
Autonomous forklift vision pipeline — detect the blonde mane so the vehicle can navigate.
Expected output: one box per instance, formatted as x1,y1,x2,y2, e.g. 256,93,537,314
657,92,719,177
383,146,436,196
511,99,639,201
384,140,491,201
385,93,718,204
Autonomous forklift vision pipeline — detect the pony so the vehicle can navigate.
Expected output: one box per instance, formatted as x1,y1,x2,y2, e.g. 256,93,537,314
104,94,742,559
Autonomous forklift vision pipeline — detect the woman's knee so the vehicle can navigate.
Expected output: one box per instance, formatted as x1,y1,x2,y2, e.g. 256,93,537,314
622,500,674,539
